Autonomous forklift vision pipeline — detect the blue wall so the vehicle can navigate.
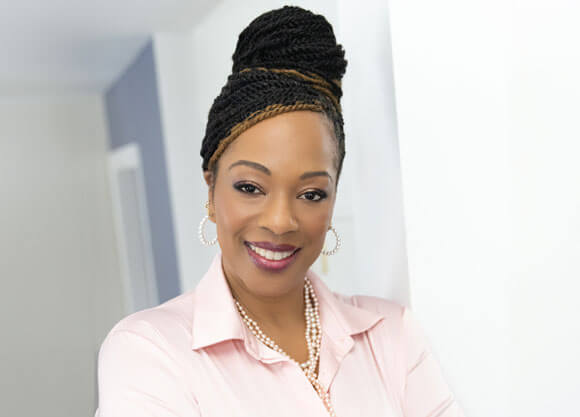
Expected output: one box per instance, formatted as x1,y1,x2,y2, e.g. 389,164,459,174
105,40,180,303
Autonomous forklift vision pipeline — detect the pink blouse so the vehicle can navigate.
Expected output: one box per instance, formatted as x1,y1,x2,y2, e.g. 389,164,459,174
95,250,464,417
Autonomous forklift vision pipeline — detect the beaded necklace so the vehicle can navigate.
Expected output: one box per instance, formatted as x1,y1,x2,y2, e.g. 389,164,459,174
234,277,336,416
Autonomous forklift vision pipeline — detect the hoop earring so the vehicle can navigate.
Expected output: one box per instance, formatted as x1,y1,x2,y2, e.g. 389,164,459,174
321,224,341,256
198,201,217,246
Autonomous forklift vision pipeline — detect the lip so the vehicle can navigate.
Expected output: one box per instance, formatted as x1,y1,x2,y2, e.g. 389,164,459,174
245,241,297,251
244,242,300,272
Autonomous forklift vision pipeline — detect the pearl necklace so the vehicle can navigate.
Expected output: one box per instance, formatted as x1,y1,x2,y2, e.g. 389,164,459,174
234,277,337,417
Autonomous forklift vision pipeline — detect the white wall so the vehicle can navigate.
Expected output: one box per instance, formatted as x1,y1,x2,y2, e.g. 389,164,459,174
389,1,511,414
0,94,123,416
153,31,202,294
337,0,409,303
155,0,409,306
389,0,580,416
508,1,580,415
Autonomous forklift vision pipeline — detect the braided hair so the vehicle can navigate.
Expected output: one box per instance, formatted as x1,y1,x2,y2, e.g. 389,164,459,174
200,5,347,191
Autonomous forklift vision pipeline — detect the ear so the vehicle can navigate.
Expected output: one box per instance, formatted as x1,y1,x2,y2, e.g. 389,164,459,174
203,170,213,187
202,170,216,224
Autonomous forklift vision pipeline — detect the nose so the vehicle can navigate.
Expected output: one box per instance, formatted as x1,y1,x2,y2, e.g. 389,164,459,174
258,192,299,236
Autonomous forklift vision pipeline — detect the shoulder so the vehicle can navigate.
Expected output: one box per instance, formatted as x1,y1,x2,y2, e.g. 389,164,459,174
96,292,201,414
342,293,433,365
330,291,424,350
341,292,405,316
333,290,407,328
100,290,196,356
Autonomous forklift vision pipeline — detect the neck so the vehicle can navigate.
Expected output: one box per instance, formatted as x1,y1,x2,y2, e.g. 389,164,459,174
222,262,305,330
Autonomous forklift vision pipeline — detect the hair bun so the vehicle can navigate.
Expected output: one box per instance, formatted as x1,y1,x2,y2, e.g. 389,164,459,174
232,5,347,84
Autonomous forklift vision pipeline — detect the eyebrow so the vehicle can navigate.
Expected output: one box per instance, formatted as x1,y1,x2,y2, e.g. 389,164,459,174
228,159,333,182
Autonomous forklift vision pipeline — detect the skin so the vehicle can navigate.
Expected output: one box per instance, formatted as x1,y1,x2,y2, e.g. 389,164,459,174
203,110,339,366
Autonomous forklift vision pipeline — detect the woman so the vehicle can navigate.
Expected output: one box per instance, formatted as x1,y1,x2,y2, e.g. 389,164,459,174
95,6,464,417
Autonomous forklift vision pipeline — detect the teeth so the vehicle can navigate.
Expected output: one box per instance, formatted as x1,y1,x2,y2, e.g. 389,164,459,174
248,244,295,261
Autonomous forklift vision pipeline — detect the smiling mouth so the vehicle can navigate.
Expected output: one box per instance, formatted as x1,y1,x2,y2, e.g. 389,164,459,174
245,242,300,261
244,241,301,272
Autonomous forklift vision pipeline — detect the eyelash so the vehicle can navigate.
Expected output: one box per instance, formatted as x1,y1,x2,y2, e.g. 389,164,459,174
233,182,327,202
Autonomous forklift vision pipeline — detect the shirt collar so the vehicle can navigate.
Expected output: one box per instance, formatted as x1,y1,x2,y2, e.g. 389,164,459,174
191,250,385,360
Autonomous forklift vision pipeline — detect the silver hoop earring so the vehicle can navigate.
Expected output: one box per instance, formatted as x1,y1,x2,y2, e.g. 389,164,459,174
321,225,341,256
198,201,217,246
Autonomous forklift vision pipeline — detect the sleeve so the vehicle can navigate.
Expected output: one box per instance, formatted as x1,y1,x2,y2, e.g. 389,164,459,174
401,307,465,417
94,322,201,417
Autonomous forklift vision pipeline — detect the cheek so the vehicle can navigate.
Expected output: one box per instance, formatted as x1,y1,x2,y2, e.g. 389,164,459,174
214,193,252,239
300,209,331,240
215,196,242,234
218,210,246,235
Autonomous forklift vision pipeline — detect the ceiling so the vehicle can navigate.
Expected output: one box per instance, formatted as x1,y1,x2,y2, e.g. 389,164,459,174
0,0,216,94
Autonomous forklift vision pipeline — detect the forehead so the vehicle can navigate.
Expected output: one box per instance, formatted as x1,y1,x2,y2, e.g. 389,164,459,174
218,111,336,176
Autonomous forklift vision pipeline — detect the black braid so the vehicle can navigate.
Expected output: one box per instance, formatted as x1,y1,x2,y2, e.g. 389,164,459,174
200,5,347,189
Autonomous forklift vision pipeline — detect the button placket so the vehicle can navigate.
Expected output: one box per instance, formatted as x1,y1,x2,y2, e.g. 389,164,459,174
287,359,334,416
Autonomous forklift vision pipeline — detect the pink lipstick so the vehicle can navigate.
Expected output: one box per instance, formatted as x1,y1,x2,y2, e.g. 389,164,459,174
244,241,300,272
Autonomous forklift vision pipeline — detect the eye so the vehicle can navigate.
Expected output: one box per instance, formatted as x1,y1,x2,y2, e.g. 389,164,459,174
234,182,262,195
300,190,327,202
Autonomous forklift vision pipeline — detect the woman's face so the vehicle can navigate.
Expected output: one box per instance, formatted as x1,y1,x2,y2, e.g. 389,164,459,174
203,110,338,298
